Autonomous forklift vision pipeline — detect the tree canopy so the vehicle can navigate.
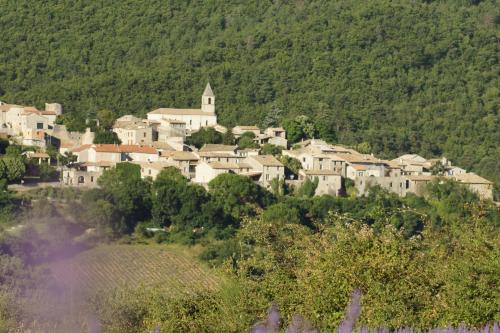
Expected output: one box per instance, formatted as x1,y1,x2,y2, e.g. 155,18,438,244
0,0,497,191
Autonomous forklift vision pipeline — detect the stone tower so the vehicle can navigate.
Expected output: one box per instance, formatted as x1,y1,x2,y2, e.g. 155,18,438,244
201,83,215,113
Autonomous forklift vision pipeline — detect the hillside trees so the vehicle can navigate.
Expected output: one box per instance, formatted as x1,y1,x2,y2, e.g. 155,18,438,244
96,163,151,233
0,0,497,194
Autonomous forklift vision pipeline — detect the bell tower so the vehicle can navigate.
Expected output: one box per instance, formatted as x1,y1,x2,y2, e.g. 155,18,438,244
201,82,215,113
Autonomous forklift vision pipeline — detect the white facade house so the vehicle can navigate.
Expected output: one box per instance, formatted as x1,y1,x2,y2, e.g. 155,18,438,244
0,103,61,135
147,83,217,132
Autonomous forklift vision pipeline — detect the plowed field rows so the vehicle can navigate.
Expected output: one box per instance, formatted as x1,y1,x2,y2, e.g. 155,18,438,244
49,244,220,295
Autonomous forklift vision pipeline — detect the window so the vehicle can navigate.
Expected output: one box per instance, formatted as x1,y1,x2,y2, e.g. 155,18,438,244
406,180,410,189
190,120,192,125
302,157,305,162
389,182,393,187
90,176,94,182
143,132,146,138
266,174,269,180
149,169,152,175
77,176,84,184
205,120,208,126
36,122,44,129
208,97,211,104
323,176,326,181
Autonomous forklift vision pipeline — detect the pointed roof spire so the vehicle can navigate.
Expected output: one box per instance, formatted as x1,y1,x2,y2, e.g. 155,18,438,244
203,82,214,97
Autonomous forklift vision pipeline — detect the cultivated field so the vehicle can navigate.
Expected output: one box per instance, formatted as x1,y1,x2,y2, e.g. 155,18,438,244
49,244,221,296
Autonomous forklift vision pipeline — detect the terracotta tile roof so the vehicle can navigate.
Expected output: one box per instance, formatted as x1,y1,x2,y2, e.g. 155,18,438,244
60,141,77,149
93,144,157,154
93,144,122,153
149,108,214,116
71,144,92,153
351,165,367,171
24,106,39,113
41,111,57,116
248,155,283,167
152,142,176,151
72,144,157,154
199,144,237,153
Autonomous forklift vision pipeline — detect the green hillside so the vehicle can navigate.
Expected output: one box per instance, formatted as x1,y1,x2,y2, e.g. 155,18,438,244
0,1,498,187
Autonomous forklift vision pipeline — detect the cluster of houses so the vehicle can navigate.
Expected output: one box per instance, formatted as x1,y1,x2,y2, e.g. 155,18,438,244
0,84,494,200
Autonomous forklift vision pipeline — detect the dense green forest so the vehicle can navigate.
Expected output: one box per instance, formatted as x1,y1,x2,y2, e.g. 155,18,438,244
0,1,498,187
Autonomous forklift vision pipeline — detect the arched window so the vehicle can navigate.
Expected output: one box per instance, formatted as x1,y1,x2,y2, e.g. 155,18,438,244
78,176,85,184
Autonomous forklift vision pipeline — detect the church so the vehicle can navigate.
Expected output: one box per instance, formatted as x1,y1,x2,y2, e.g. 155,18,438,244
147,83,217,132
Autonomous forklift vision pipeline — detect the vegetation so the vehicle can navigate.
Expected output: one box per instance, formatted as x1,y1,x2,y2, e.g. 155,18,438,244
186,127,223,149
0,164,497,331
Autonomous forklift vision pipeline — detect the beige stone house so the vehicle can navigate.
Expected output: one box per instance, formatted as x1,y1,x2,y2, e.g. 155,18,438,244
113,121,153,145
447,173,493,200
298,169,342,196
0,102,61,135
197,144,240,163
243,155,285,187
160,151,199,179
133,161,178,179
255,127,288,148
283,140,348,175
62,168,102,187
147,83,217,132
199,144,238,154
342,154,386,179
391,154,429,175
232,125,260,138
194,161,253,184
355,175,434,197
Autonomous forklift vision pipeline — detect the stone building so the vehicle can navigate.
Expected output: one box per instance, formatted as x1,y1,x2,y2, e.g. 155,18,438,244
147,83,217,132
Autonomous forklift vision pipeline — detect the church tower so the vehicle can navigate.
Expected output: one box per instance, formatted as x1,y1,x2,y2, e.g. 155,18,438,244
201,82,215,113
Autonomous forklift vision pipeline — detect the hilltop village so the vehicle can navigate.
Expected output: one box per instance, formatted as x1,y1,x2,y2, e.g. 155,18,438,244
0,83,494,200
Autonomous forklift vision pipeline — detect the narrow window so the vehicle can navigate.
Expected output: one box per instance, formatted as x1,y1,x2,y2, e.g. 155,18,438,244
406,180,410,189
208,98,211,104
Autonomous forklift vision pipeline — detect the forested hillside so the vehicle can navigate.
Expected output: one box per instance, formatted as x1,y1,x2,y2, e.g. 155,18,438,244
0,0,498,187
